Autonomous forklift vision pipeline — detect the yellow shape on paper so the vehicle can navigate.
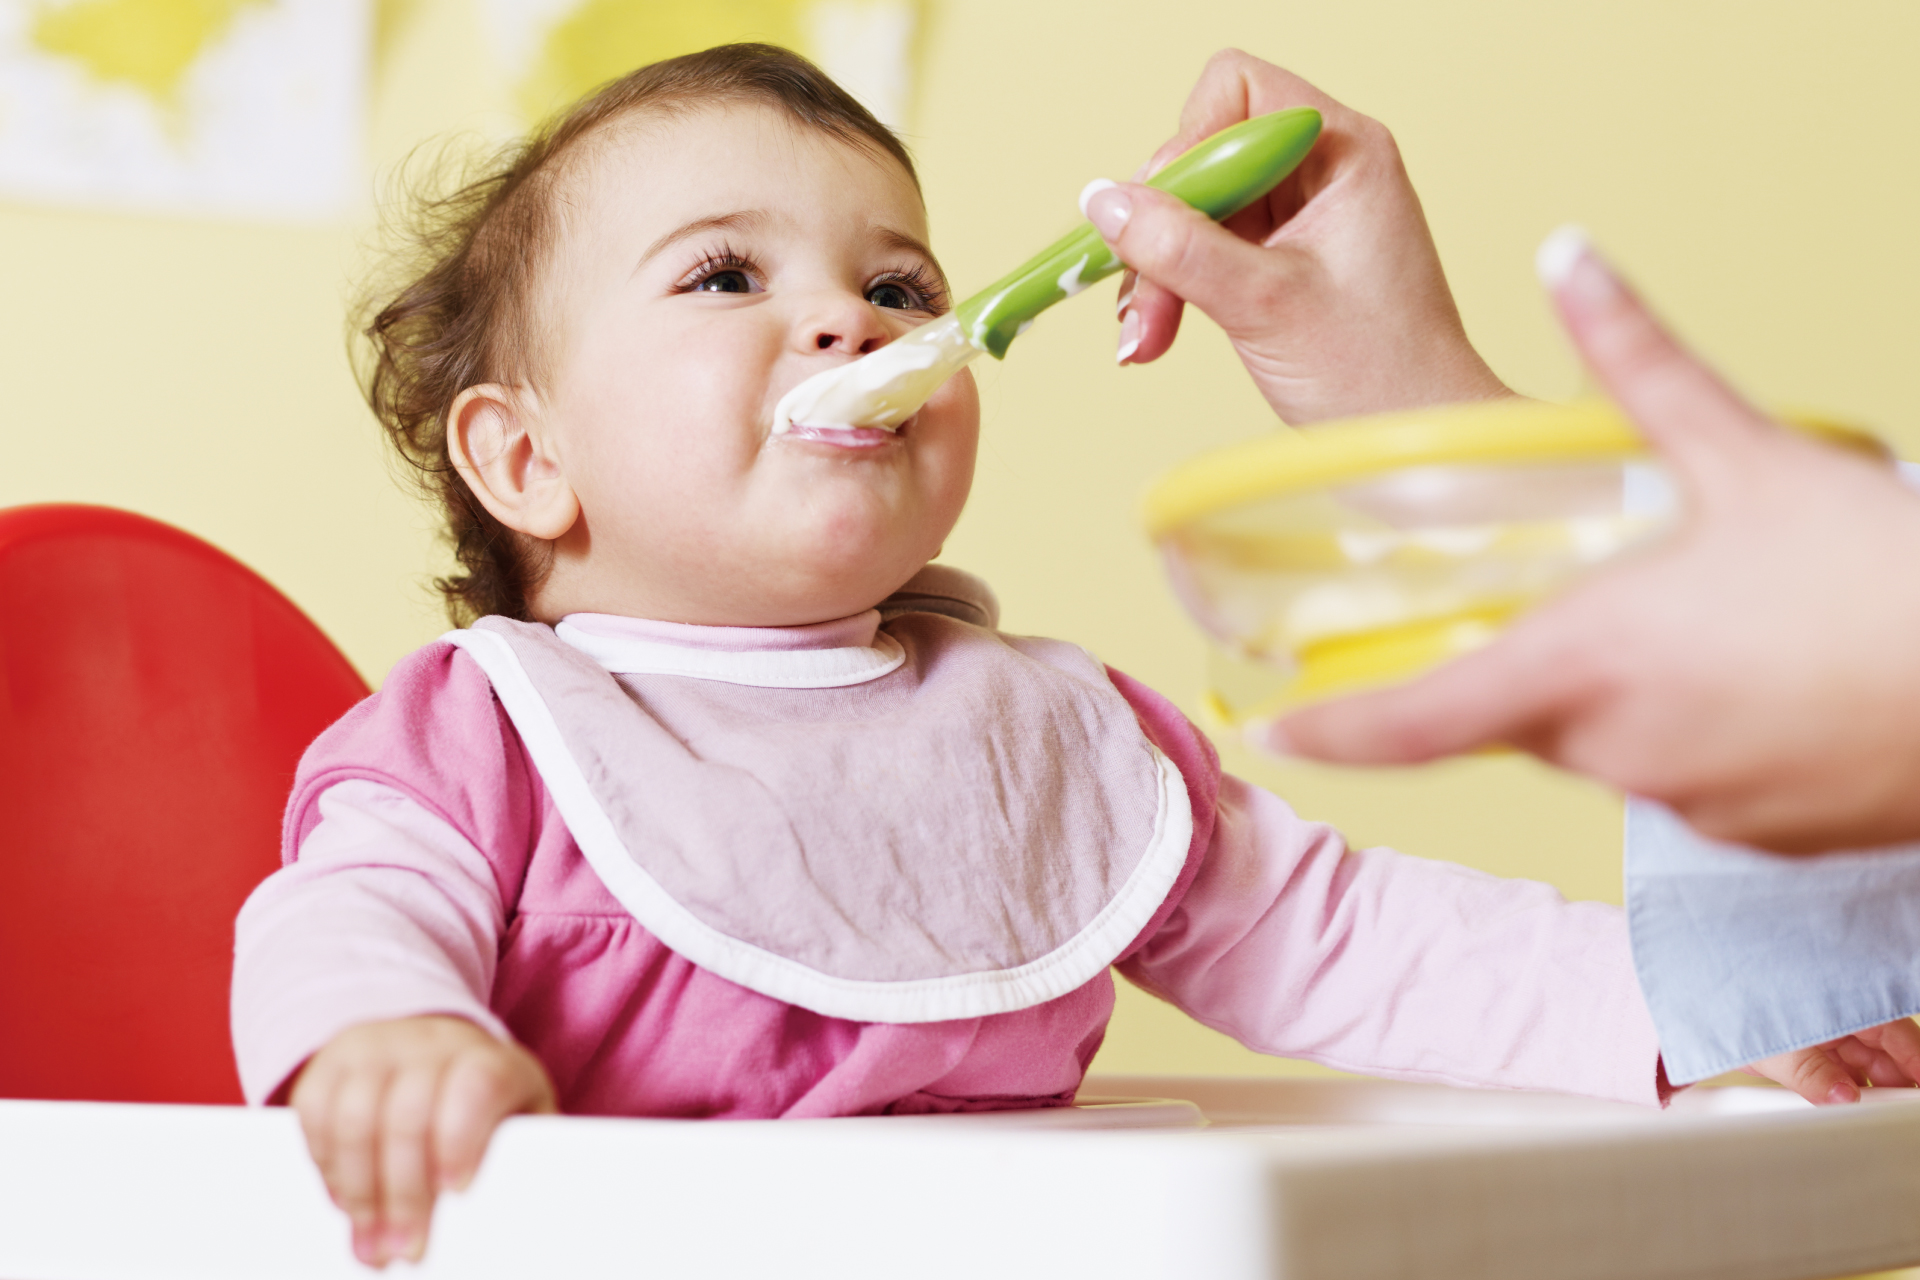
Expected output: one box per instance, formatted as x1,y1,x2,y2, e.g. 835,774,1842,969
518,0,807,123
373,0,426,80
29,0,266,106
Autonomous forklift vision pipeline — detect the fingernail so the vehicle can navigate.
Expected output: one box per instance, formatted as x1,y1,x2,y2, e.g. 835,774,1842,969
1115,284,1134,317
1115,309,1141,364
1078,177,1118,218
1534,224,1591,287
352,1231,381,1267
1086,185,1132,240
1827,1081,1860,1105
1242,720,1297,756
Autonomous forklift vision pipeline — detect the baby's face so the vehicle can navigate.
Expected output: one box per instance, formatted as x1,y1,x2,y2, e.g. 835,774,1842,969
527,104,979,625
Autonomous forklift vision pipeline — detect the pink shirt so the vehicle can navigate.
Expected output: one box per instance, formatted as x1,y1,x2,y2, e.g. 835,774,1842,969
232,613,1663,1114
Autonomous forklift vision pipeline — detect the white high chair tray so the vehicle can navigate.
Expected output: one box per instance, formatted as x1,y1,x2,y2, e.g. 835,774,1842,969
3,1075,1918,1280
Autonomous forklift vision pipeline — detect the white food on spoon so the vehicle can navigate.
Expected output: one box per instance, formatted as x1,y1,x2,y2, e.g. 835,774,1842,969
772,313,982,433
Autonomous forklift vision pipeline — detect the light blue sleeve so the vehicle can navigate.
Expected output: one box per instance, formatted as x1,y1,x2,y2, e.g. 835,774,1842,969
1625,800,1920,1083
1627,459,1920,1083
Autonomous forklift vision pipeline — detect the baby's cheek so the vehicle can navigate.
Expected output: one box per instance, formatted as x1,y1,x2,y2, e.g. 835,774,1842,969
935,366,982,426
923,369,981,508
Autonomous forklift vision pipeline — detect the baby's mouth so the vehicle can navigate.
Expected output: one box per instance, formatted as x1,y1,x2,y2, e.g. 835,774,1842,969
776,415,911,450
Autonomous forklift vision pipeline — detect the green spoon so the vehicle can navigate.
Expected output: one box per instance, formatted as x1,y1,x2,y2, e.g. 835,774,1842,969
774,106,1324,433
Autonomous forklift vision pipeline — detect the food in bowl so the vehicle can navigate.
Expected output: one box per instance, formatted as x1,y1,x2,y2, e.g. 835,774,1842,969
1144,399,1881,726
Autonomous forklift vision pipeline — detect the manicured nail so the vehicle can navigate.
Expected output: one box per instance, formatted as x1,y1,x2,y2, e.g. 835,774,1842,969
1534,224,1591,287
1242,720,1296,756
1078,177,1118,218
1115,284,1134,317
1115,309,1141,364
1827,1081,1861,1105
1086,185,1132,240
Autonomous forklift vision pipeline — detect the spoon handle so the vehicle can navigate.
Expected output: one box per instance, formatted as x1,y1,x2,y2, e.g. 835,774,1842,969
954,106,1323,359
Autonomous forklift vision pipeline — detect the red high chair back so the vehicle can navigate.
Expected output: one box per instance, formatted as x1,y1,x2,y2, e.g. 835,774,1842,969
0,505,369,1103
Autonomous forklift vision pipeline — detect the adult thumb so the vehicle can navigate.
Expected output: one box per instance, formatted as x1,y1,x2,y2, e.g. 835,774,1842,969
1085,181,1296,335
1536,226,1773,494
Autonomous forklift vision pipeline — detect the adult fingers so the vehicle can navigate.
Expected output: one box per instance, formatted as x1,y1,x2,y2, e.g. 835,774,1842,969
1118,275,1185,366
431,1044,556,1196
1087,184,1306,342
1537,227,1774,496
1117,53,1348,368
1115,193,1293,366
1754,1045,1861,1106
1263,613,1583,764
378,1064,445,1265
1174,48,1343,154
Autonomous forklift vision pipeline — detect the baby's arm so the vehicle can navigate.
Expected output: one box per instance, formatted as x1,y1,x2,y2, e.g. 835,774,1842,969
233,780,554,1268
1123,775,1920,1104
1122,775,1663,1102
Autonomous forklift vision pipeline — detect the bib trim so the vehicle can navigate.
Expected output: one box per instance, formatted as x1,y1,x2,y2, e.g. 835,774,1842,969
444,626,1194,1024
552,619,905,689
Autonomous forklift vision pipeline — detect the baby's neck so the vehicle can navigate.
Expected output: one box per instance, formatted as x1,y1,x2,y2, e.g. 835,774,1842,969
558,609,882,653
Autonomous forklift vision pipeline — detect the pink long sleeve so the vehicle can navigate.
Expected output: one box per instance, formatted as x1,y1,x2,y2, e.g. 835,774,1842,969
230,779,514,1104
236,632,1661,1116
1119,775,1665,1106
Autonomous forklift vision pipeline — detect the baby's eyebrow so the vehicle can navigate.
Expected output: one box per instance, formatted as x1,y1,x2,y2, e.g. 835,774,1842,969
873,226,943,280
875,226,940,268
634,209,768,275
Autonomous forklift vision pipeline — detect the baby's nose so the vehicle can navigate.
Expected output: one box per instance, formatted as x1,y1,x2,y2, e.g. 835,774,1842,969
805,296,891,356
810,326,886,356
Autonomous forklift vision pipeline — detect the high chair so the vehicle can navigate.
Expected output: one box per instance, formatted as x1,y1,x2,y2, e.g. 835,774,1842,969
0,504,368,1104
6,510,1920,1279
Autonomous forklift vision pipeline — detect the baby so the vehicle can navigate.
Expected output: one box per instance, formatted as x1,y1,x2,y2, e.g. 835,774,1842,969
231,43,1917,1269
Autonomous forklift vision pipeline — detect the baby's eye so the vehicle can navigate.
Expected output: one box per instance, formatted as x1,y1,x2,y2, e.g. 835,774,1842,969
675,248,764,297
865,265,947,314
695,269,756,294
867,280,922,310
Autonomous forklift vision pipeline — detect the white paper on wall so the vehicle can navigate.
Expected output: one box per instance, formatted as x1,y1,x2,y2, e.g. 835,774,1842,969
0,0,369,221
804,1,914,131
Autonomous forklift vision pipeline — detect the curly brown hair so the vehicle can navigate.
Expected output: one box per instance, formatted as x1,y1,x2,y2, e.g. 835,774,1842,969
357,43,920,625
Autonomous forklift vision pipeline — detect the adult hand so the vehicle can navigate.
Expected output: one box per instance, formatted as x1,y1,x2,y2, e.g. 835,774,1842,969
1266,229,1920,854
290,1015,558,1268
1082,49,1509,425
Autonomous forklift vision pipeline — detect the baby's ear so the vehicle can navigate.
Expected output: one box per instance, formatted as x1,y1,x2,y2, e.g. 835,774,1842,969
446,385,580,541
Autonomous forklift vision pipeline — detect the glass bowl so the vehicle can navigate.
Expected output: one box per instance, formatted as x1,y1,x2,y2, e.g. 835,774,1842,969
1144,400,1880,726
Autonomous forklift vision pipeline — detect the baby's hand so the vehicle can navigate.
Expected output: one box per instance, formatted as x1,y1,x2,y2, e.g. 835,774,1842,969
289,1015,557,1268
1742,1018,1920,1105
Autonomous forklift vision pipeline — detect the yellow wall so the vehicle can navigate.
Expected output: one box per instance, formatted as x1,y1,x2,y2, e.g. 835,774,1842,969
5,0,1915,1077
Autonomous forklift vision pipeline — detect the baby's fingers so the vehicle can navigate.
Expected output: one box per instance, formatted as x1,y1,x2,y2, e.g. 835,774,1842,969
1855,1018,1920,1084
432,1043,557,1195
378,1065,446,1265
1751,1045,1860,1106
323,1068,395,1265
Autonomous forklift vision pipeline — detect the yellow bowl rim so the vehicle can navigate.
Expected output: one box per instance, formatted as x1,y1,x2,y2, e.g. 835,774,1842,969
1142,398,1881,538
